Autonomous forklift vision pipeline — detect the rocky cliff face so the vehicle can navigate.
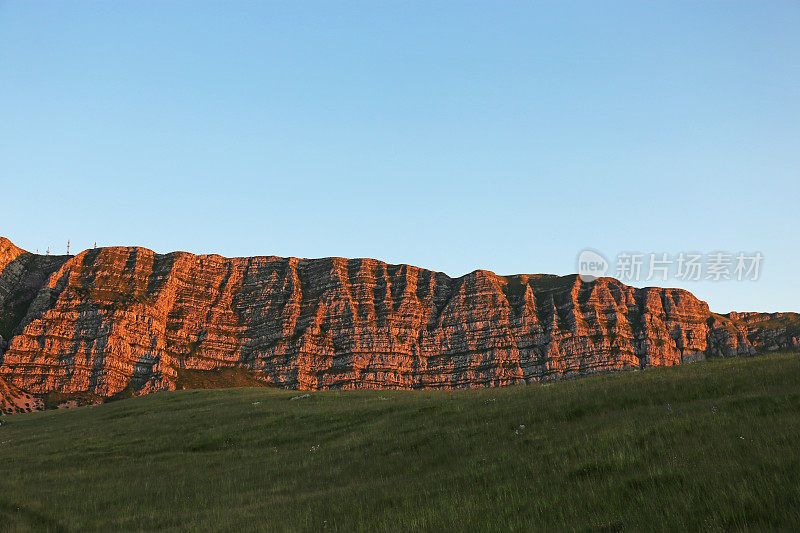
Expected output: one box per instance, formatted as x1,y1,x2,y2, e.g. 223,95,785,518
726,312,800,352
0,376,43,414
0,237,796,412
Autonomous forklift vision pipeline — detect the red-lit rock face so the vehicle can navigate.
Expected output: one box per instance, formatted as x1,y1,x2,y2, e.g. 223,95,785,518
0,237,795,410
0,376,43,414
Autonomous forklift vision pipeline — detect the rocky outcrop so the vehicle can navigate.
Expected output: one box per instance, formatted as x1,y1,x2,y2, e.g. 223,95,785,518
0,237,795,410
726,312,800,352
0,376,43,414
0,238,69,345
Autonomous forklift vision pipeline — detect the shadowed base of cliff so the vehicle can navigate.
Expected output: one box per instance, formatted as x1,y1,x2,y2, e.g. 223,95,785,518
0,369,275,414
1,352,800,531
172,367,275,391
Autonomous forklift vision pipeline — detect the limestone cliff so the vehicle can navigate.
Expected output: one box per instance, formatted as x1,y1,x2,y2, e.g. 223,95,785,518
0,237,796,413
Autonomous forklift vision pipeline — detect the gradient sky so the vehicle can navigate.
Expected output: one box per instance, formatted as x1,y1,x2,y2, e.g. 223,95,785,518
1,1,798,312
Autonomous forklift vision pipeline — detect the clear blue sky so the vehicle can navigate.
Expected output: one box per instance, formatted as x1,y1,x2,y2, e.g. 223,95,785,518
1,1,798,313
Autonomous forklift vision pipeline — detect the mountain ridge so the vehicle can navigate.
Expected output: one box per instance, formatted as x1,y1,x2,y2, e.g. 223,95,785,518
1,236,797,413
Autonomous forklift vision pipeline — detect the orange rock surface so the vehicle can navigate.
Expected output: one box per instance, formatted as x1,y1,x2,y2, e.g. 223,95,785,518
0,237,796,411
0,376,43,414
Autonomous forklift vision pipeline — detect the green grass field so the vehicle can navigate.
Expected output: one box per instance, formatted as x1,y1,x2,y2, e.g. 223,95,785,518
2,353,800,532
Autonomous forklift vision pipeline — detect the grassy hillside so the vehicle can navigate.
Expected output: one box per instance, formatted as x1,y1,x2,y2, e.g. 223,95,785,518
2,354,800,532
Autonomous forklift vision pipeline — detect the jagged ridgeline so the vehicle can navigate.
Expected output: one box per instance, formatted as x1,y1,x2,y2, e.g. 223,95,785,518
0,237,798,412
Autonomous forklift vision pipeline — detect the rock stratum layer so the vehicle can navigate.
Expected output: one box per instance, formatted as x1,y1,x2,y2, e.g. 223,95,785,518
0,237,797,413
